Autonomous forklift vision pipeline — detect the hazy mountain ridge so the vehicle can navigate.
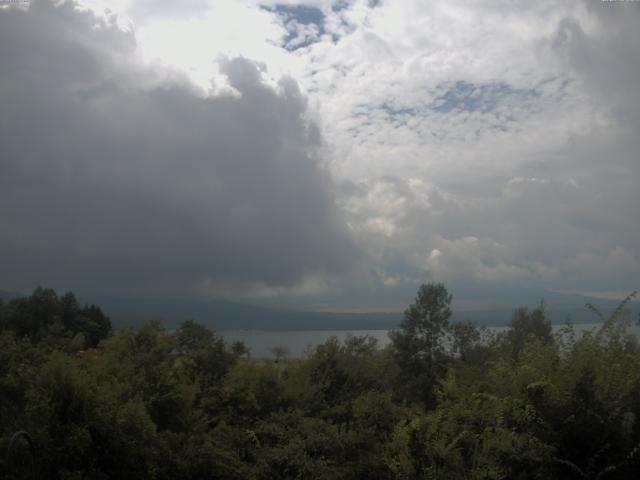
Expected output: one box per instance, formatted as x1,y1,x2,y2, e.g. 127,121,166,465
2,289,635,331
72,292,640,331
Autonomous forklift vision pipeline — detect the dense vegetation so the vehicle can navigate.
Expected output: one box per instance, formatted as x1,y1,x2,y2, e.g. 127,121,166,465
1,285,639,479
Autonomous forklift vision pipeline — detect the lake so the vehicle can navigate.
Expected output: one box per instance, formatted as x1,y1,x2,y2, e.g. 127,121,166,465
220,322,640,358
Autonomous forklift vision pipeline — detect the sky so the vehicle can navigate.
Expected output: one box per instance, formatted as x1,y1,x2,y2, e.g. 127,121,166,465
1,0,638,311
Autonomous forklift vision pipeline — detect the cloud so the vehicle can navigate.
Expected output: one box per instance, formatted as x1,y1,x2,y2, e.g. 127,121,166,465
315,1,639,299
2,0,638,306
339,157,638,298
0,0,358,298
420,237,530,284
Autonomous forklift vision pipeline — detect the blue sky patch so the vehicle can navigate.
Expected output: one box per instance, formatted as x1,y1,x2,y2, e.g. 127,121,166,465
266,4,326,50
430,81,539,114
272,4,325,26
332,1,350,13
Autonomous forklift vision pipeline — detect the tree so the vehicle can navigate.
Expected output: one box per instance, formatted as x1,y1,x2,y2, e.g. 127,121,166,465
389,282,452,406
0,288,110,347
176,320,235,388
177,320,214,352
231,340,250,358
270,345,289,363
450,320,482,363
503,303,552,359
78,303,111,347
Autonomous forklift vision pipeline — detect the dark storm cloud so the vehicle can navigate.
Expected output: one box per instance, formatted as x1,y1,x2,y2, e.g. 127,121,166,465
0,0,358,297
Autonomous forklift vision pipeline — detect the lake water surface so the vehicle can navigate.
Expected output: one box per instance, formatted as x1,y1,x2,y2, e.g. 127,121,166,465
220,322,640,358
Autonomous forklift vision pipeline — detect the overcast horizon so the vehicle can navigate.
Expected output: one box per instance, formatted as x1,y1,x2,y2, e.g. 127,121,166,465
1,0,638,311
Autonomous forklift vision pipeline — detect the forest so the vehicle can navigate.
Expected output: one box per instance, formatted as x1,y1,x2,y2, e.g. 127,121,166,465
1,285,639,479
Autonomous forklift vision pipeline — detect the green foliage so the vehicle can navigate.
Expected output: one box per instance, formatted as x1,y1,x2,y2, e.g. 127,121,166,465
230,340,251,358
389,282,453,406
217,361,288,425
0,287,111,348
270,345,290,363
1,285,639,478
501,303,553,360
298,335,385,418
173,320,238,398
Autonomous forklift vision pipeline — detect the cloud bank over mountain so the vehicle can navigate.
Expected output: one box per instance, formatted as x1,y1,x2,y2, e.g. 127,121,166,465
0,0,358,298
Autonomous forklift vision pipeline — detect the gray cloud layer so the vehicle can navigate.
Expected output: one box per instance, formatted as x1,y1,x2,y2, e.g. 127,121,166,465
1,0,638,307
0,0,357,297
322,0,640,301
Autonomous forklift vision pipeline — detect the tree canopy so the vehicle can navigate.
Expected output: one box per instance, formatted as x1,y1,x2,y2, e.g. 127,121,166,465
389,282,453,406
1,286,639,479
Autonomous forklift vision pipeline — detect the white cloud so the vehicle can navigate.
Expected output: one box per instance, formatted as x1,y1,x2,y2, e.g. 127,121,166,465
419,235,531,283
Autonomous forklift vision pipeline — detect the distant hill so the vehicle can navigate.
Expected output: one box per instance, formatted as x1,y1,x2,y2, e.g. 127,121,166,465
88,291,637,331
452,290,638,327
2,288,636,331
0,290,23,301
87,296,402,331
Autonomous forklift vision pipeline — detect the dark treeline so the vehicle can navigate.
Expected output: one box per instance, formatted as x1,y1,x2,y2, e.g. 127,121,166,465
1,285,639,479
